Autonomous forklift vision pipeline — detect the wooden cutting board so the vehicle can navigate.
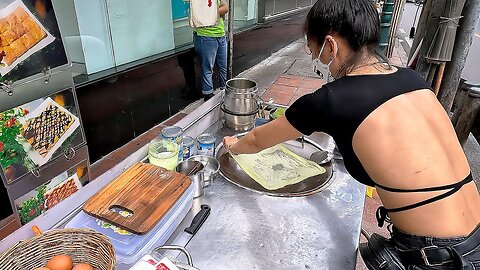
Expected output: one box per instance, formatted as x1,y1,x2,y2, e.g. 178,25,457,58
83,163,191,235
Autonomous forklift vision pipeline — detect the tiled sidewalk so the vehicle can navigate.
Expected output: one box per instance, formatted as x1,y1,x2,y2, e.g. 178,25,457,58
262,75,326,106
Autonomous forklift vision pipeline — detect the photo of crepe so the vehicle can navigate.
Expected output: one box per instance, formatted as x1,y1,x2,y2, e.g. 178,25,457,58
0,7,46,65
231,144,326,190
20,97,80,166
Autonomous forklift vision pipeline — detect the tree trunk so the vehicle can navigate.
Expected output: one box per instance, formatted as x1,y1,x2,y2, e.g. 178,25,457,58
408,0,432,62
438,0,480,112
414,0,446,79
454,87,480,146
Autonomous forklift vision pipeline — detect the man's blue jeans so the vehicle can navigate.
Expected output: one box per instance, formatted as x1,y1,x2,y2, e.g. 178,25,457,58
193,33,227,95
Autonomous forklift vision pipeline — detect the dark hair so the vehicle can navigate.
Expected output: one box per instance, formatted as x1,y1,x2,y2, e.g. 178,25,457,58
304,0,388,76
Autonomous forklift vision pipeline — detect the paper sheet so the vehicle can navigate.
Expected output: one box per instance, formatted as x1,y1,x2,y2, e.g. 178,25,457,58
232,144,326,190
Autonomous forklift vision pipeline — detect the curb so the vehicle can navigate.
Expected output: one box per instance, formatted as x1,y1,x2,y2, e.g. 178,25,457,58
397,27,413,60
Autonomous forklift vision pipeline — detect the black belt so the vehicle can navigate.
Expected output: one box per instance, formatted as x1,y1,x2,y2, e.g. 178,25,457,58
396,225,480,268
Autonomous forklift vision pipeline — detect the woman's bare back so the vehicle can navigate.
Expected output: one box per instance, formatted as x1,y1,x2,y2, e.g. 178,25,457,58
352,89,480,237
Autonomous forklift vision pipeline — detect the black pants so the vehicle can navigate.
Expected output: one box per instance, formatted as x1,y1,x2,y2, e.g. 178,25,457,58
392,226,480,269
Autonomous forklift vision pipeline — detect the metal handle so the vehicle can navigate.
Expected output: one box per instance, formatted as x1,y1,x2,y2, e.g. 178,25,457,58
152,245,195,266
63,147,76,160
42,66,52,84
1,80,14,96
31,168,40,178
255,94,264,118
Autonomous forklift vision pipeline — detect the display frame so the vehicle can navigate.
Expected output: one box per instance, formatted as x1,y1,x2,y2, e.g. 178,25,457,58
0,0,72,111
0,86,87,186
6,145,90,225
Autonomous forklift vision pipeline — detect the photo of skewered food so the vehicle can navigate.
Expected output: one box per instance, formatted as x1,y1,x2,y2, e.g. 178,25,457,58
0,6,46,66
44,176,80,210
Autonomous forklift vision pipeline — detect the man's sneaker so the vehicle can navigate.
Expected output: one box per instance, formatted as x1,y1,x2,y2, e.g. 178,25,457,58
203,93,214,101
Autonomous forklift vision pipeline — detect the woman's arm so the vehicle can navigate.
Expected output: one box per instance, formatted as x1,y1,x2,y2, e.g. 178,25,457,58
224,115,303,154
219,1,228,17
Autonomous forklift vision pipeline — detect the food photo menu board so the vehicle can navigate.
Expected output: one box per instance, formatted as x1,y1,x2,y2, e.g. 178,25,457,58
0,89,84,185
13,160,88,224
0,0,67,82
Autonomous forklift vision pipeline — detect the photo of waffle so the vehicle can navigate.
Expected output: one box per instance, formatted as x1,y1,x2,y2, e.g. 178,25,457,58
44,175,81,210
0,6,46,65
20,97,80,166
22,102,75,158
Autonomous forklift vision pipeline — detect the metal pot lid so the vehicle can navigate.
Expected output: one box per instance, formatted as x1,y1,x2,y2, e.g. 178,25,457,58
215,136,335,197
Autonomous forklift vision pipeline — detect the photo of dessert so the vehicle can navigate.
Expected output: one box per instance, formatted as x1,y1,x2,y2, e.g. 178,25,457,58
20,97,80,166
0,0,55,75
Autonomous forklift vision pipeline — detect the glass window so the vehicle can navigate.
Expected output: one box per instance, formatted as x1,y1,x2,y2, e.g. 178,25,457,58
172,0,193,48
71,0,115,74
105,0,175,66
54,0,177,76
234,0,257,30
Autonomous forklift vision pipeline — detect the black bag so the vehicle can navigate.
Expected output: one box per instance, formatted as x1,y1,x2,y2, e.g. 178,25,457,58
359,233,406,270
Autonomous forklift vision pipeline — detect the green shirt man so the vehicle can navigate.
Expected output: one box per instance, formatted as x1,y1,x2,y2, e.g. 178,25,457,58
193,0,229,101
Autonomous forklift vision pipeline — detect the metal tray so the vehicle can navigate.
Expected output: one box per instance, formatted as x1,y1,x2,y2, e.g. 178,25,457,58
215,136,335,197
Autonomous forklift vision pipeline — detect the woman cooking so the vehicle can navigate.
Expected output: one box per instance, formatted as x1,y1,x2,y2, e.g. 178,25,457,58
223,0,480,268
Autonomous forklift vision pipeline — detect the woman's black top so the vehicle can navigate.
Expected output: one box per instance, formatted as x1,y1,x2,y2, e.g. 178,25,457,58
285,67,430,187
285,67,475,226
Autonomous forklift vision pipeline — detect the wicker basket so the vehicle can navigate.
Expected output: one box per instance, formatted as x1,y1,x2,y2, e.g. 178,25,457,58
0,228,115,270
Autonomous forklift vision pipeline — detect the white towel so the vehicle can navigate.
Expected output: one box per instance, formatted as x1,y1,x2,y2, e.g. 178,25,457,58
189,0,219,28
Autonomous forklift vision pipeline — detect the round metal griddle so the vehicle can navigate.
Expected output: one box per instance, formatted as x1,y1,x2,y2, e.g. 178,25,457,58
216,136,335,197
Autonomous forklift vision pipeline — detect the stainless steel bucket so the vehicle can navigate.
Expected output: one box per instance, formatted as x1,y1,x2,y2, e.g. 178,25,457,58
224,78,258,114
221,103,259,131
223,78,259,131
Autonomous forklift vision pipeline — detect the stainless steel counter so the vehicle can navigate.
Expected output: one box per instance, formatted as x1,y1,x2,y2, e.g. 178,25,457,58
166,162,364,270
0,94,366,270
120,95,367,270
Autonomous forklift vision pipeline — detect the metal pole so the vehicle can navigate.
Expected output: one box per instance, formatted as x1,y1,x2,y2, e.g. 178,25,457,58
438,0,480,112
454,85,480,146
228,0,235,80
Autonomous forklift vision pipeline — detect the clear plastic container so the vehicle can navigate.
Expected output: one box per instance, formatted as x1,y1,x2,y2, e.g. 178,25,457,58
149,140,179,170
65,182,194,264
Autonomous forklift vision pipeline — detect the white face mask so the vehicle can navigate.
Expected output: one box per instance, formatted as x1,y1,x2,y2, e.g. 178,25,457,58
312,40,334,82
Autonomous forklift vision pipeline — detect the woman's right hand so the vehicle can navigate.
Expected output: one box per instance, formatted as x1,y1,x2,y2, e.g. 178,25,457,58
223,136,239,150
